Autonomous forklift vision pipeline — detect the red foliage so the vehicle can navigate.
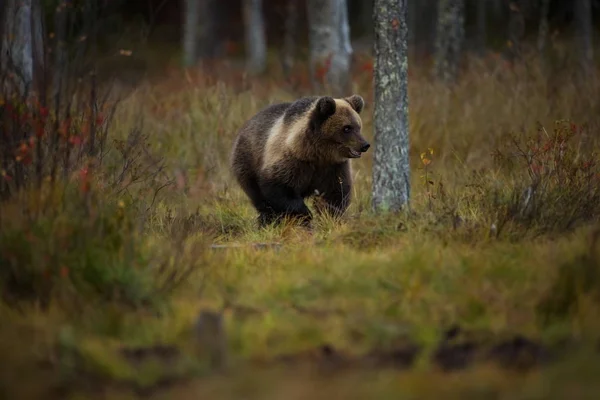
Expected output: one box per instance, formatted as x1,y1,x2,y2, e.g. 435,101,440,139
314,54,333,83
79,165,90,194
40,106,49,119
360,60,374,74
69,135,83,146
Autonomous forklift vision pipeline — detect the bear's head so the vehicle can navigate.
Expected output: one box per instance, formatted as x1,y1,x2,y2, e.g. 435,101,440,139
312,94,370,162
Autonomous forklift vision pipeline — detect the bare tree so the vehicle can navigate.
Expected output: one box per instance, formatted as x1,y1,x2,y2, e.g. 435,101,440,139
372,0,411,213
243,0,267,75
574,0,594,77
306,0,352,96
433,0,465,83
52,1,69,102
182,0,200,66
475,0,487,56
537,0,550,55
506,1,525,63
1,0,44,97
199,0,224,60
282,0,298,76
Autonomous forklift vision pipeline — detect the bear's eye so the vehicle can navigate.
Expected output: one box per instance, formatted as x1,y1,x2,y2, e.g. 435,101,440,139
343,125,352,134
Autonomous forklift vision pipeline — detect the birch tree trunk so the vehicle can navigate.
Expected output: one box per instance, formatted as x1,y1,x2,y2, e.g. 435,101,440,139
574,0,594,77
243,0,267,75
182,0,200,66
1,0,35,96
433,0,465,84
338,0,352,62
306,0,352,96
372,0,411,213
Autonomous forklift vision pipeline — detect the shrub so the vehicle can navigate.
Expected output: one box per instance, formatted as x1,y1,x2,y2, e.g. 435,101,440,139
464,120,600,238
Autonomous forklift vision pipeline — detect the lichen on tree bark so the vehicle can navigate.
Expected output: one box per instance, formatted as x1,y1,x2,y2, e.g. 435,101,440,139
372,0,411,213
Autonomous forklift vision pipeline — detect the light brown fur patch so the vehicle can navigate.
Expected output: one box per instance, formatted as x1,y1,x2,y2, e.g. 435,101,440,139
262,98,362,170
262,102,318,171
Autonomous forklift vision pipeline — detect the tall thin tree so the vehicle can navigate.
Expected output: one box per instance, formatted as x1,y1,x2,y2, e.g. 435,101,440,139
282,0,298,77
306,0,352,96
506,1,525,63
182,0,200,67
243,0,267,75
574,0,594,77
537,0,550,55
1,0,43,97
433,0,465,83
372,0,411,212
475,0,487,56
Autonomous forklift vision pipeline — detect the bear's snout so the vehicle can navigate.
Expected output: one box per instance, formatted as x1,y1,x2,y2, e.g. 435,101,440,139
360,143,370,153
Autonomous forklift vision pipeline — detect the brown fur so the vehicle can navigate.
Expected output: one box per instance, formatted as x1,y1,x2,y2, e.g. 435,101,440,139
230,94,369,227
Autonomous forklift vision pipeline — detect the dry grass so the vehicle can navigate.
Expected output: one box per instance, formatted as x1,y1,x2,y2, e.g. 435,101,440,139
2,42,600,399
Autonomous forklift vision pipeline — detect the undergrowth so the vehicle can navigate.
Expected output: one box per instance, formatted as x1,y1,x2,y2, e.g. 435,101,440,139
1,30,600,398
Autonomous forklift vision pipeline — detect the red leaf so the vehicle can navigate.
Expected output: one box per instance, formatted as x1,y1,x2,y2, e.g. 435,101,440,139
35,121,45,138
69,135,82,146
40,106,49,119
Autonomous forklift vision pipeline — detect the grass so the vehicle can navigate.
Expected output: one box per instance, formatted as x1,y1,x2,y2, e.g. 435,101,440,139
2,40,600,399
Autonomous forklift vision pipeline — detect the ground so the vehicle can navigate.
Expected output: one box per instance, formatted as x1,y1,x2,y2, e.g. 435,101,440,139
1,42,600,399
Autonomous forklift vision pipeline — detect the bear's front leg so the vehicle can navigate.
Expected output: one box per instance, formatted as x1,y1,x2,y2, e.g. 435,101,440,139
313,165,352,220
258,180,312,227
315,189,351,219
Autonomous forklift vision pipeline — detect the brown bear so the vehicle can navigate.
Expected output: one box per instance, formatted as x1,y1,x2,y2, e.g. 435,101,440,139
230,94,370,227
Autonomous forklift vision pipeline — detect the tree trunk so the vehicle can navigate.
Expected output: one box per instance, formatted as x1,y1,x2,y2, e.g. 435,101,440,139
182,0,200,66
52,0,68,104
338,0,353,63
537,0,550,55
475,0,487,56
574,0,594,77
306,0,352,96
30,0,45,96
243,0,267,75
372,0,411,213
506,1,525,63
197,0,221,60
282,0,298,76
1,0,35,96
433,0,465,84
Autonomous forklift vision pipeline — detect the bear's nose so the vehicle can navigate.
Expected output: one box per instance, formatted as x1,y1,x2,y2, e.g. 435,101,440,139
360,143,371,152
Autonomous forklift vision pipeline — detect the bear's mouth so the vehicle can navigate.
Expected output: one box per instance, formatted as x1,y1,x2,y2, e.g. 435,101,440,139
348,149,362,158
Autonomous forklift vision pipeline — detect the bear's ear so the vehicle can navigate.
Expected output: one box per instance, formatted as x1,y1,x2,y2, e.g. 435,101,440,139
316,96,336,119
345,94,364,114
